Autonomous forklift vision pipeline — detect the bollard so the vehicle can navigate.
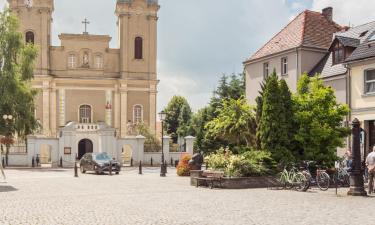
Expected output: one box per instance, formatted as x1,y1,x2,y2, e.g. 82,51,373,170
171,157,173,166
2,157,5,169
151,157,153,166
175,160,178,168
60,157,63,168
139,161,142,175
109,161,113,176
130,157,133,167
32,156,35,168
74,161,78,177
165,160,168,174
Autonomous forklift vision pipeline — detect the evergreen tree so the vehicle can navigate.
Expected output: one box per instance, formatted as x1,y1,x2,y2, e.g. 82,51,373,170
0,10,38,157
279,79,297,155
257,72,293,164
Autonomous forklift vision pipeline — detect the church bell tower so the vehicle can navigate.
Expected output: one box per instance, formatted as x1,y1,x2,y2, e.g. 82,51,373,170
116,0,159,80
7,0,54,75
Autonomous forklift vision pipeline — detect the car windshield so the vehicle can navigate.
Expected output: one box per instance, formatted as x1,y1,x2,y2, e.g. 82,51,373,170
95,153,111,161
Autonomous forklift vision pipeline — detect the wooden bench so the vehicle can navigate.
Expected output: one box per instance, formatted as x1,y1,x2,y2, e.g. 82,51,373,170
196,171,224,189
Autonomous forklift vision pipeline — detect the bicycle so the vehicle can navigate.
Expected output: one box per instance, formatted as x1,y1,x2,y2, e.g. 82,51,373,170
331,162,350,187
277,166,308,192
301,161,330,191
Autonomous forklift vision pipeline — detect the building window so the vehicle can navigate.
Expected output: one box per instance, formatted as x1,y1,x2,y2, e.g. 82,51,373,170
333,42,345,64
79,105,92,123
263,62,269,79
365,69,375,94
95,55,103,69
25,31,34,44
68,54,76,68
133,105,143,124
281,57,288,75
135,37,143,59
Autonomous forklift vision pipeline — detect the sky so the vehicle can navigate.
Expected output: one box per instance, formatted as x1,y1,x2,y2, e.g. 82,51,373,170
1,0,375,113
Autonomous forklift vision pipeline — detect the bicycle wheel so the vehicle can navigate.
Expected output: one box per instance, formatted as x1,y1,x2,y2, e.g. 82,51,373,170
293,172,308,192
302,172,311,191
316,172,330,191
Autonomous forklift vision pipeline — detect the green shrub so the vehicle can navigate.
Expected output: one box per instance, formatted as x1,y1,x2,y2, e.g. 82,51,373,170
205,148,272,177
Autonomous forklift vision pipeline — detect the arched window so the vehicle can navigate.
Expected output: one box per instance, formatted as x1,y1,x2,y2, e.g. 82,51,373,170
95,55,103,69
134,37,143,59
68,54,76,68
25,31,34,44
79,105,92,123
133,105,143,124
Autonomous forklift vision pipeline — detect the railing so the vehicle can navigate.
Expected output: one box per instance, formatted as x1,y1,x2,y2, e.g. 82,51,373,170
75,123,100,131
144,143,161,152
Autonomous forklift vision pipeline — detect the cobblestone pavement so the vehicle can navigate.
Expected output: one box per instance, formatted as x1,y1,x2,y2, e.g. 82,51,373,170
0,167,374,225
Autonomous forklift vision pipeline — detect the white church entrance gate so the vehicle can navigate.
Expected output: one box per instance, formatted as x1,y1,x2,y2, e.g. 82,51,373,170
78,139,93,160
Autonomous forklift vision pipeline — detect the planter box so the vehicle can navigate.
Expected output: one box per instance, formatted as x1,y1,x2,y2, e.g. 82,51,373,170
190,170,279,189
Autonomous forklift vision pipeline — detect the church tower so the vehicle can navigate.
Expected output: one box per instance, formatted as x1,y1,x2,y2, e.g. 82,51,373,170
7,0,54,75
115,0,159,80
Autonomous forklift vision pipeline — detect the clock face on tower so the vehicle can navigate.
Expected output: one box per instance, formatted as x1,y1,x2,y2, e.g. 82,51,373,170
24,0,33,8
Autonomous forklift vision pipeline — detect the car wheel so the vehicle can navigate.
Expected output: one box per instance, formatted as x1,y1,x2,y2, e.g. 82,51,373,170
80,166,86,174
95,170,100,175
116,172,119,175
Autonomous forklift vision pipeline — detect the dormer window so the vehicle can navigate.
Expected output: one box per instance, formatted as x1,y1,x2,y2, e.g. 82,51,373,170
95,55,103,69
68,54,76,68
332,42,345,64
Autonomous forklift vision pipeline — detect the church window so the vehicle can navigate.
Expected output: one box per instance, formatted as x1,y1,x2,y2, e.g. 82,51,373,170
25,31,34,44
68,54,76,68
95,55,103,69
133,105,143,124
79,105,92,123
135,37,143,59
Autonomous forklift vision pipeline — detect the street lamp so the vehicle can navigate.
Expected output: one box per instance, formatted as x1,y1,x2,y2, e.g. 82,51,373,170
159,110,167,177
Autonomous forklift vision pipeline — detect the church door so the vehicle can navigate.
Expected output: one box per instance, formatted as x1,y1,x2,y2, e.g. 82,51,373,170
78,139,93,160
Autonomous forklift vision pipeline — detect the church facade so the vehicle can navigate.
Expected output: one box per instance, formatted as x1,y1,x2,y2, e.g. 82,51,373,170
7,0,160,166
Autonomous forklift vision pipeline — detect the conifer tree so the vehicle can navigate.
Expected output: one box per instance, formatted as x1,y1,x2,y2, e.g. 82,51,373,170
257,72,293,164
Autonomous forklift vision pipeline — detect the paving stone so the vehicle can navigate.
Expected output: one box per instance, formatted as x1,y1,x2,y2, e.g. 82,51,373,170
0,167,373,225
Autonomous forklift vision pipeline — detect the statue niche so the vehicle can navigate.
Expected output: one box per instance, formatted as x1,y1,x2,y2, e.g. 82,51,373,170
82,52,90,68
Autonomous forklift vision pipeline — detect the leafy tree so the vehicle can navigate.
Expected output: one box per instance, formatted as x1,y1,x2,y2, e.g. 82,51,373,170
257,72,293,164
294,74,350,167
190,73,246,153
0,10,38,157
205,97,256,148
164,96,192,143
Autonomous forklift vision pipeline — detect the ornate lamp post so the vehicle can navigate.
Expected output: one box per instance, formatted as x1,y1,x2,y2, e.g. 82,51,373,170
348,118,367,196
2,115,13,167
159,110,167,177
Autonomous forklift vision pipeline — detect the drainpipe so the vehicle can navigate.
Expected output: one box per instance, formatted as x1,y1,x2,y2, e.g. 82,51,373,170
296,48,299,84
345,63,352,150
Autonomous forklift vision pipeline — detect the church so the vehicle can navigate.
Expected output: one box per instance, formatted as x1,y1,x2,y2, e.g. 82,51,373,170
7,0,160,166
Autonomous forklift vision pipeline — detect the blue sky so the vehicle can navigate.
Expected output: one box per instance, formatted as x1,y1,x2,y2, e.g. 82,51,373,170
1,0,374,112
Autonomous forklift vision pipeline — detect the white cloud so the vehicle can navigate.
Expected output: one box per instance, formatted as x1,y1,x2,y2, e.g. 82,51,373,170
312,0,375,26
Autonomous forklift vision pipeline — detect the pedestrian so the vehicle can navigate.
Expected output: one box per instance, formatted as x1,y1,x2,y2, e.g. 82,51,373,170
365,146,375,195
36,154,40,167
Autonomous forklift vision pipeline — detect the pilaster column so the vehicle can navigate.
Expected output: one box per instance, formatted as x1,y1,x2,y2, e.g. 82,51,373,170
114,85,120,132
42,80,50,136
105,90,113,127
120,84,128,138
149,87,157,134
59,89,66,127
50,83,57,137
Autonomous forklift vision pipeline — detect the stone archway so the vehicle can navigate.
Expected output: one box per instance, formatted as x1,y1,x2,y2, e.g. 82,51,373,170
78,139,93,160
121,145,133,164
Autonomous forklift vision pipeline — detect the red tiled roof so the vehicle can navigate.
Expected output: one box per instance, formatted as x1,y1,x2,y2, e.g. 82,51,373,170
247,10,342,62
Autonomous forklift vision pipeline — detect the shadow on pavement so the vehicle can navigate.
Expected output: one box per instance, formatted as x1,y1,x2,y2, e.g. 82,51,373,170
0,185,18,193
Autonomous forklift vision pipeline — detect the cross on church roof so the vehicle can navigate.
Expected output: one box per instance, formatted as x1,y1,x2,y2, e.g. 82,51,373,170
82,18,90,34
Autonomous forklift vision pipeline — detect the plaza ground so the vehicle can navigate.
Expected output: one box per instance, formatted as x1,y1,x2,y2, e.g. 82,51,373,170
0,167,374,225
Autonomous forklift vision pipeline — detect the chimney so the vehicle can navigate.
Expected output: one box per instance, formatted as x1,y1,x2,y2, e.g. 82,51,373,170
322,7,333,22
